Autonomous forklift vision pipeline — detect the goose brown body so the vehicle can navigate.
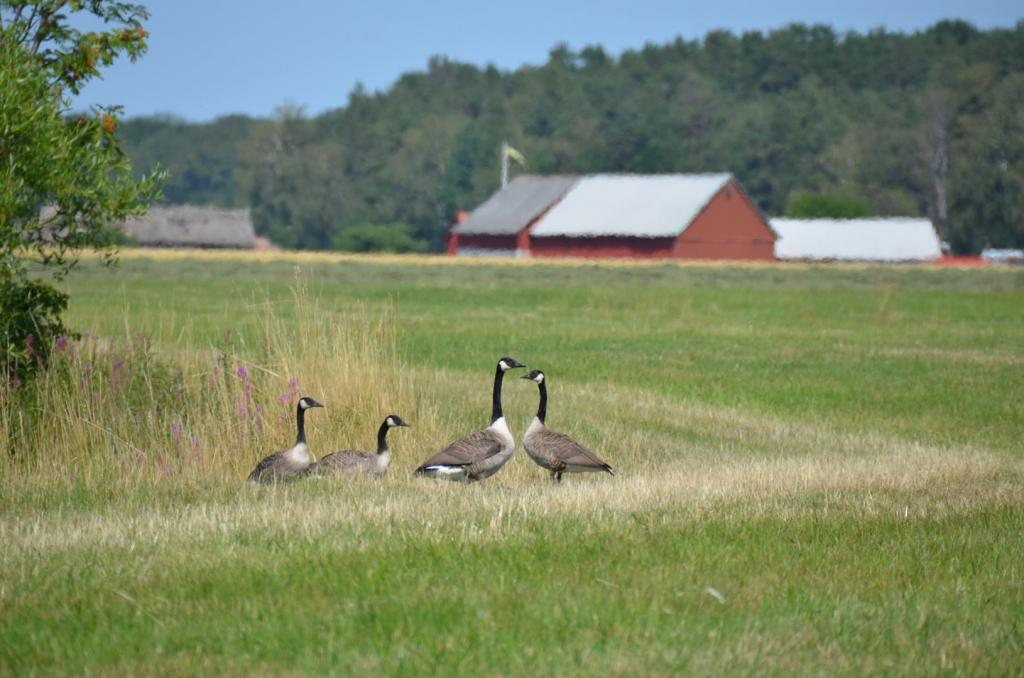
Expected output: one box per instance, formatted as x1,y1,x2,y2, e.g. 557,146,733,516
415,421,514,481
520,370,613,482
247,396,323,484
246,445,312,483
308,415,409,477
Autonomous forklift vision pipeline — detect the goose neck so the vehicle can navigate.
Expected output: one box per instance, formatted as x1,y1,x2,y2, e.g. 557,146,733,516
295,402,307,445
491,363,506,424
535,380,547,424
376,420,390,454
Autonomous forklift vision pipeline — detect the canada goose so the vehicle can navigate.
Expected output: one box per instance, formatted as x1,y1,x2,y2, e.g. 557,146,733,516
414,356,526,481
520,370,613,482
307,414,410,477
247,396,324,484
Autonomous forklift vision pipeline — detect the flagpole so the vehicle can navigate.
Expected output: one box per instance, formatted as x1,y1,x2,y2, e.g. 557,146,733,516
500,141,509,189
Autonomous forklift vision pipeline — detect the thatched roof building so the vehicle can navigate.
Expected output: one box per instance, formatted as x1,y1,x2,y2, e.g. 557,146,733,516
122,205,257,249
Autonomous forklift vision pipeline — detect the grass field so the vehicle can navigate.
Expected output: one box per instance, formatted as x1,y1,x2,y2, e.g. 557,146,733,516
2,250,1022,675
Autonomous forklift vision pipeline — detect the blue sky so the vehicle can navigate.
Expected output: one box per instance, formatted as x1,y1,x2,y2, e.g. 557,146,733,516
72,0,1023,121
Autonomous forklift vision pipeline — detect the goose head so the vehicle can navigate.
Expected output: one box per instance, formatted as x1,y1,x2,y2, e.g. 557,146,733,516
385,414,410,428
497,356,526,372
298,396,324,410
520,369,545,384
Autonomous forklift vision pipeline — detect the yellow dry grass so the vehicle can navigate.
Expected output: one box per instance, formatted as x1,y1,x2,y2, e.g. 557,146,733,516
74,246,1015,273
2,437,1016,557
4,363,1019,558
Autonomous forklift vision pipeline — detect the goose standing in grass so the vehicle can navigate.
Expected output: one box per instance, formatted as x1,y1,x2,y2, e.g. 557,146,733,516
520,370,613,482
307,414,410,477
414,356,526,481
247,396,324,484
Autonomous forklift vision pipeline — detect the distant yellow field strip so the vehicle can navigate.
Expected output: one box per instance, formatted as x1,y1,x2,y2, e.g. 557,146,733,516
71,247,1012,272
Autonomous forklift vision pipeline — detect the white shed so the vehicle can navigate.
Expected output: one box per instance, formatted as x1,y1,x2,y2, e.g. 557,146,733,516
771,218,942,262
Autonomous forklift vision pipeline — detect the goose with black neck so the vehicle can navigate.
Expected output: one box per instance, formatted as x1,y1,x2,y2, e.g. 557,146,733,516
308,414,410,477
414,356,526,482
520,369,613,482
247,396,324,484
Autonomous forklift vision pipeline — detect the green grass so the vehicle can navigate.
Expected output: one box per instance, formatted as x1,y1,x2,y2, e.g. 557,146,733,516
2,252,1022,675
63,255,1024,451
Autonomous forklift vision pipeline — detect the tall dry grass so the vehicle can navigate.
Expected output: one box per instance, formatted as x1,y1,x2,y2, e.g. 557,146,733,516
0,282,419,486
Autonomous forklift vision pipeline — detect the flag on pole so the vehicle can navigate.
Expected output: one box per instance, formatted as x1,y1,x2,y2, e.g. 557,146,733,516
505,145,527,166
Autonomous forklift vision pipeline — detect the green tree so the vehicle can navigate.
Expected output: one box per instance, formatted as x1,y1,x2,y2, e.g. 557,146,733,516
119,114,255,207
786,192,872,218
0,2,160,383
239,107,351,250
333,223,427,253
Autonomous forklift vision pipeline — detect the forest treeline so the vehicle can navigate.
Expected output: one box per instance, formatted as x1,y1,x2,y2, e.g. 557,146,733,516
119,20,1024,254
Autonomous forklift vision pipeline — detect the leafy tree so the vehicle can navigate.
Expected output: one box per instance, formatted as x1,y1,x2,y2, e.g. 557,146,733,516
119,114,255,207
0,2,160,383
239,107,351,250
333,223,427,253
786,192,872,219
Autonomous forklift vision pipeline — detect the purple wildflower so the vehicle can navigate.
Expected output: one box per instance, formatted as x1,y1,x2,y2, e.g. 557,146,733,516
236,365,249,380
55,335,69,352
110,358,127,387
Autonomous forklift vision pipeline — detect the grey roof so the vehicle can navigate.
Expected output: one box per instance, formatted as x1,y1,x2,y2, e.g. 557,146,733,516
123,205,257,249
772,218,942,261
454,175,579,236
530,173,733,238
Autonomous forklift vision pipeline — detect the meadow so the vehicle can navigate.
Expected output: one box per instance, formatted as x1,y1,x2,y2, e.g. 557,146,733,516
1,250,1022,675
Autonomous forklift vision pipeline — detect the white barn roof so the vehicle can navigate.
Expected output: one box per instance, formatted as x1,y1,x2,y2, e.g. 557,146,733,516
772,218,942,261
530,173,733,238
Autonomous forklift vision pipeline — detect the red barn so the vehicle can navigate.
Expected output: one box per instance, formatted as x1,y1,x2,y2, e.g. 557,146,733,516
529,174,775,260
450,176,578,257
451,173,775,260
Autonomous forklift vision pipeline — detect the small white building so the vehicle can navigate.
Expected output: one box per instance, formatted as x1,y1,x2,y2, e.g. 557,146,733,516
771,218,942,262
981,248,1024,265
